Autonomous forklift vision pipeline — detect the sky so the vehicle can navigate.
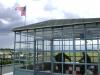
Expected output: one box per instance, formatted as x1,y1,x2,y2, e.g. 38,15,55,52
0,0,100,48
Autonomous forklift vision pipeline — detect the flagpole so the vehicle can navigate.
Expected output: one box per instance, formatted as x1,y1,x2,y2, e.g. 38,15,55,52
24,6,26,26
24,11,26,26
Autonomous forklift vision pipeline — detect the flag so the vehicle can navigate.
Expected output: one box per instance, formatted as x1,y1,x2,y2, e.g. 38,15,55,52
15,6,26,16
21,6,26,16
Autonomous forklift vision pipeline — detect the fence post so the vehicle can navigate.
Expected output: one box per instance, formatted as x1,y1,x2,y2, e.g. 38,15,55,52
0,58,2,75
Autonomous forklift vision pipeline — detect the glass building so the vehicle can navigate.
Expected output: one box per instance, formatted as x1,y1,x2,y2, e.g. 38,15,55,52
13,18,100,75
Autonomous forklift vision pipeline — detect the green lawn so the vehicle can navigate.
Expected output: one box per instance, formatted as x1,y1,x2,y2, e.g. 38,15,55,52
42,51,99,63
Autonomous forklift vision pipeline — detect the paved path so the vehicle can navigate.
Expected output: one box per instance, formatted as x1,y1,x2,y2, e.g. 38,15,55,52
0,65,13,75
2,65,13,74
3,72,13,75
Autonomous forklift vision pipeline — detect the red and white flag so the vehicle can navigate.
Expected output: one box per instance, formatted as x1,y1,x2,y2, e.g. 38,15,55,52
15,6,26,16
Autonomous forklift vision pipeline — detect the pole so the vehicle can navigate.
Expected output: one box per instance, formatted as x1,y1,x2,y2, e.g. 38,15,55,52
23,5,26,26
0,58,2,75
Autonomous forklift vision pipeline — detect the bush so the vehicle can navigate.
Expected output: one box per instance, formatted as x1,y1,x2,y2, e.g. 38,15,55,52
0,59,12,65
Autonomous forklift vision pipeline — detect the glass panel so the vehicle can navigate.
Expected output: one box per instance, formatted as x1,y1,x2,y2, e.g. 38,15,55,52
14,23,100,75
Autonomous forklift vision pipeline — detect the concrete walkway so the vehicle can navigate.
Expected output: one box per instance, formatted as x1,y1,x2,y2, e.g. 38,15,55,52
3,72,13,75
2,65,13,74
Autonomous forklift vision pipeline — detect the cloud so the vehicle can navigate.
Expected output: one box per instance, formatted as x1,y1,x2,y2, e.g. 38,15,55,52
25,0,80,24
44,0,56,11
0,2,25,48
0,32,14,48
1,0,100,49
62,11,80,19
0,0,80,48
0,2,24,34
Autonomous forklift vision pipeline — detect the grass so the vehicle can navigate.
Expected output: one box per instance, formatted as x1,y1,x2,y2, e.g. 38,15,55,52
41,51,99,63
14,50,99,66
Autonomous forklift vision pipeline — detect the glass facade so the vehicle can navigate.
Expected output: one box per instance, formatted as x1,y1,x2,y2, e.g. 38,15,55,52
13,22,100,75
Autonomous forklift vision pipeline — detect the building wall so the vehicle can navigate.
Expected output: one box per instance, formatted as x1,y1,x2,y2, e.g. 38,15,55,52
14,22,100,75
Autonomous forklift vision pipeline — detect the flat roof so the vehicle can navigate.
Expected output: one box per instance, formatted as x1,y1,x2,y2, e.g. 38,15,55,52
12,18,100,31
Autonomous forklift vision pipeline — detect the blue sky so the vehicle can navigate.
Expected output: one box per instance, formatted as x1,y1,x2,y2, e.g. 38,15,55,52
0,0,100,48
